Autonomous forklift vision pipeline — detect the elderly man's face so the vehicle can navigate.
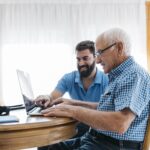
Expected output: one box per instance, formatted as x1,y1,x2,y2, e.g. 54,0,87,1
95,41,120,73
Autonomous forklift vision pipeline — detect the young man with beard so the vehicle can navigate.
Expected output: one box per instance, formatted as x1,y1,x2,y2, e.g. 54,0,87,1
35,40,108,139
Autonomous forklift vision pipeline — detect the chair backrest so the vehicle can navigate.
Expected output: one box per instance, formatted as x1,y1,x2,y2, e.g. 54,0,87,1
142,116,150,150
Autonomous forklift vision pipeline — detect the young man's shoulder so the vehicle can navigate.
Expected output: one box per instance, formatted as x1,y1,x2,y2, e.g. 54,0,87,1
64,70,78,76
62,70,78,79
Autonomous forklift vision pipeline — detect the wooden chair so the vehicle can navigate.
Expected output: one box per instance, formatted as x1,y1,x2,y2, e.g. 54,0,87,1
142,116,150,150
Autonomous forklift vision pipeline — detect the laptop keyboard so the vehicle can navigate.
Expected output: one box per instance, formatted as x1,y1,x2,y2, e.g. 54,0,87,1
29,107,42,114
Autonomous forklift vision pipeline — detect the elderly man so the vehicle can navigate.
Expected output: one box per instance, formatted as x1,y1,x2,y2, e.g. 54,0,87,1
40,28,150,150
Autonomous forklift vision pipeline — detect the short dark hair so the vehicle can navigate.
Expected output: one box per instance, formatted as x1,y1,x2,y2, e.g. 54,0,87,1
75,40,95,56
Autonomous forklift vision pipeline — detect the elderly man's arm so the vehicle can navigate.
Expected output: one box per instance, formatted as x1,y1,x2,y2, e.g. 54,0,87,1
51,97,98,110
42,104,135,134
73,107,136,134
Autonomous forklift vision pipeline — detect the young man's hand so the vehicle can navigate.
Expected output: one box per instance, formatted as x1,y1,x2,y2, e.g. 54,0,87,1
34,95,52,108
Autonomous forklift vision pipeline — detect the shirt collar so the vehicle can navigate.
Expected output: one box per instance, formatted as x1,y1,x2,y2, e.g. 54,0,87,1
108,56,134,81
75,68,103,84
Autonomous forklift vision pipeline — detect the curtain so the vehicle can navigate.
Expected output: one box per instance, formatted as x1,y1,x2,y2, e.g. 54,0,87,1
0,0,146,105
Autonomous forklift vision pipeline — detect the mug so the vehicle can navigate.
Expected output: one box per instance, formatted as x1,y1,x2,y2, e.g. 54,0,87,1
0,106,10,116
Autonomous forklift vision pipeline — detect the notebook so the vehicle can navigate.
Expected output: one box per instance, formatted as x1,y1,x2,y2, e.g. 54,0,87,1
0,115,19,123
16,69,43,116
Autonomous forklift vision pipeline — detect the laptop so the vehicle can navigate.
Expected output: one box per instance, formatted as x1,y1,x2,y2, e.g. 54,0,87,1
16,69,43,116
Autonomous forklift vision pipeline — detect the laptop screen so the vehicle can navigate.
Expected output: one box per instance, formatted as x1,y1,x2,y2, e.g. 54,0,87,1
17,70,36,113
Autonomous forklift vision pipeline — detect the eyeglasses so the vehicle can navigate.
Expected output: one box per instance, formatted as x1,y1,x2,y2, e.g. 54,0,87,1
95,43,116,57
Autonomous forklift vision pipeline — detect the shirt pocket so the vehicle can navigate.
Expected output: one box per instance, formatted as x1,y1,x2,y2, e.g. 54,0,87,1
98,89,115,111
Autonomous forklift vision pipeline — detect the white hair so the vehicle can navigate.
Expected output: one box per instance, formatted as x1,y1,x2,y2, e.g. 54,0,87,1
97,28,131,56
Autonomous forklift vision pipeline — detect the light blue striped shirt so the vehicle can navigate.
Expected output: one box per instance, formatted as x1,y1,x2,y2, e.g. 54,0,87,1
97,57,150,141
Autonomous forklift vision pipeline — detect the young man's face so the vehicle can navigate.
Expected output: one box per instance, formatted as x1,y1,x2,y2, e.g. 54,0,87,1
76,49,96,78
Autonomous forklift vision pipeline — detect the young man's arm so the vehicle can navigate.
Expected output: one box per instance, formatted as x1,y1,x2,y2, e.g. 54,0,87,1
51,97,98,110
35,90,98,109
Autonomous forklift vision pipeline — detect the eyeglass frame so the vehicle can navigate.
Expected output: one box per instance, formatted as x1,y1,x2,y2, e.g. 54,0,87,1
95,42,117,57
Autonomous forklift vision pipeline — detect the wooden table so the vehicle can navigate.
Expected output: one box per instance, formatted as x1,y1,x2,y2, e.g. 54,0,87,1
0,109,77,150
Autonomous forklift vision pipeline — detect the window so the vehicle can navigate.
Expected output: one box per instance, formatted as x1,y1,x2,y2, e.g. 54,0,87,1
2,44,76,106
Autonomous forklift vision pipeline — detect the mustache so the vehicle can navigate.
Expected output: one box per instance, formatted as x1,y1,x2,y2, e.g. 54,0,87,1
78,65,88,70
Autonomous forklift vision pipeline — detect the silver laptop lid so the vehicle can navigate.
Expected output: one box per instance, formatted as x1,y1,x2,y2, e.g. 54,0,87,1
16,69,36,113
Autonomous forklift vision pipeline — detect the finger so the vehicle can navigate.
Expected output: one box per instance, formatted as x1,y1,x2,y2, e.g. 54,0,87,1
35,100,44,106
35,95,43,101
41,106,55,114
44,100,51,108
51,98,63,105
35,95,47,101
42,108,60,117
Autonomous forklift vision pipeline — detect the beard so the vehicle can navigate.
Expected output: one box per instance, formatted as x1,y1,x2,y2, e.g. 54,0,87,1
78,61,95,78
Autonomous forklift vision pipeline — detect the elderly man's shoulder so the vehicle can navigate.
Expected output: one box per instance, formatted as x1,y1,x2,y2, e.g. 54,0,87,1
123,62,150,82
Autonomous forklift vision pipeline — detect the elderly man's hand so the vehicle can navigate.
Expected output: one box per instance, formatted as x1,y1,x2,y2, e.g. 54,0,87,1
41,103,76,118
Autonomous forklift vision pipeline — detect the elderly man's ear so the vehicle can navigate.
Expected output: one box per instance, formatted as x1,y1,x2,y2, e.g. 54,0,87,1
117,42,124,55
